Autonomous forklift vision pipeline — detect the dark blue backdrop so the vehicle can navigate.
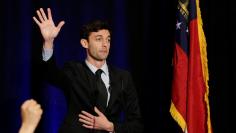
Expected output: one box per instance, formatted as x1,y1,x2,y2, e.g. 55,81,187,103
1,0,235,133
1,0,176,132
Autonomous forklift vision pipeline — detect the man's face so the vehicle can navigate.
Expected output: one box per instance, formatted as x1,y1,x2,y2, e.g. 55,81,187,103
87,29,111,61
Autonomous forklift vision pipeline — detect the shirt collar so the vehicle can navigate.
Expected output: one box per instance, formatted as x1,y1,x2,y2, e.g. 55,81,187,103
85,60,109,76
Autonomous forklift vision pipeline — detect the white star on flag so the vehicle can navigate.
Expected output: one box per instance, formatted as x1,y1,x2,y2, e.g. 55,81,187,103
176,21,182,30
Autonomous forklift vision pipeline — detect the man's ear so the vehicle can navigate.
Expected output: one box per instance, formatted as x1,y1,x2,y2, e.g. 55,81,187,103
80,39,88,48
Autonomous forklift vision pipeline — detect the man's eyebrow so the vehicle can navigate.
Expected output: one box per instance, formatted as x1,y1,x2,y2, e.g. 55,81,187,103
94,35,111,38
95,35,103,37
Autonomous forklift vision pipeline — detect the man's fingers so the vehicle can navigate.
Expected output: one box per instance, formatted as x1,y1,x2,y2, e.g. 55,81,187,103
21,99,42,113
94,106,103,116
81,111,94,119
79,117,93,126
47,8,52,20
57,21,65,30
32,17,40,25
82,124,94,129
21,99,34,109
55,21,65,34
36,10,44,22
40,8,48,21
78,114,93,122
35,104,42,111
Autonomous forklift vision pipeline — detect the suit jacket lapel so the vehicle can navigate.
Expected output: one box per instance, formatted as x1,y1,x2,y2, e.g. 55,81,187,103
107,65,122,110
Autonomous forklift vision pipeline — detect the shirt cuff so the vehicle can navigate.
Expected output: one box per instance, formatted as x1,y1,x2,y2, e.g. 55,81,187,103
42,47,53,61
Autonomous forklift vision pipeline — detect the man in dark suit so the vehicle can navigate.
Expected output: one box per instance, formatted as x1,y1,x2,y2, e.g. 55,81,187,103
33,8,143,133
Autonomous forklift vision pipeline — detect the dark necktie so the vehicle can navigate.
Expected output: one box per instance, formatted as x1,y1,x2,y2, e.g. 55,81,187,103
95,69,108,112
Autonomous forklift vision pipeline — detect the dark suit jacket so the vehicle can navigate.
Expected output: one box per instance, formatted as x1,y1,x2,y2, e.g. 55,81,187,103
41,57,143,133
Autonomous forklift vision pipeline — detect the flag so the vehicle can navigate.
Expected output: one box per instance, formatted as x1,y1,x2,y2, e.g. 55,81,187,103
170,0,212,133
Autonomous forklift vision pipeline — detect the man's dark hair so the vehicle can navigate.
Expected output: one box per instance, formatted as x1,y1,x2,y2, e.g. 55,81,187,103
80,19,112,40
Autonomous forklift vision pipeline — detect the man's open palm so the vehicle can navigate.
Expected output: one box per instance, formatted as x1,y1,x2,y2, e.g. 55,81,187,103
33,8,65,42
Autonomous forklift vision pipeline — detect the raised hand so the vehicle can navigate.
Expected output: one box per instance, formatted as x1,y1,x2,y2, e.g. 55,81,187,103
33,8,65,48
19,99,43,133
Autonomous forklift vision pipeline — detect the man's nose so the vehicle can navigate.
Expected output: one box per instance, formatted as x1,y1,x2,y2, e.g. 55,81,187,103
102,40,109,46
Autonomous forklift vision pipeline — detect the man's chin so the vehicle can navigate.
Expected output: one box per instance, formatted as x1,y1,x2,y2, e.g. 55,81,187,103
94,56,107,61
98,55,108,60
98,57,107,61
